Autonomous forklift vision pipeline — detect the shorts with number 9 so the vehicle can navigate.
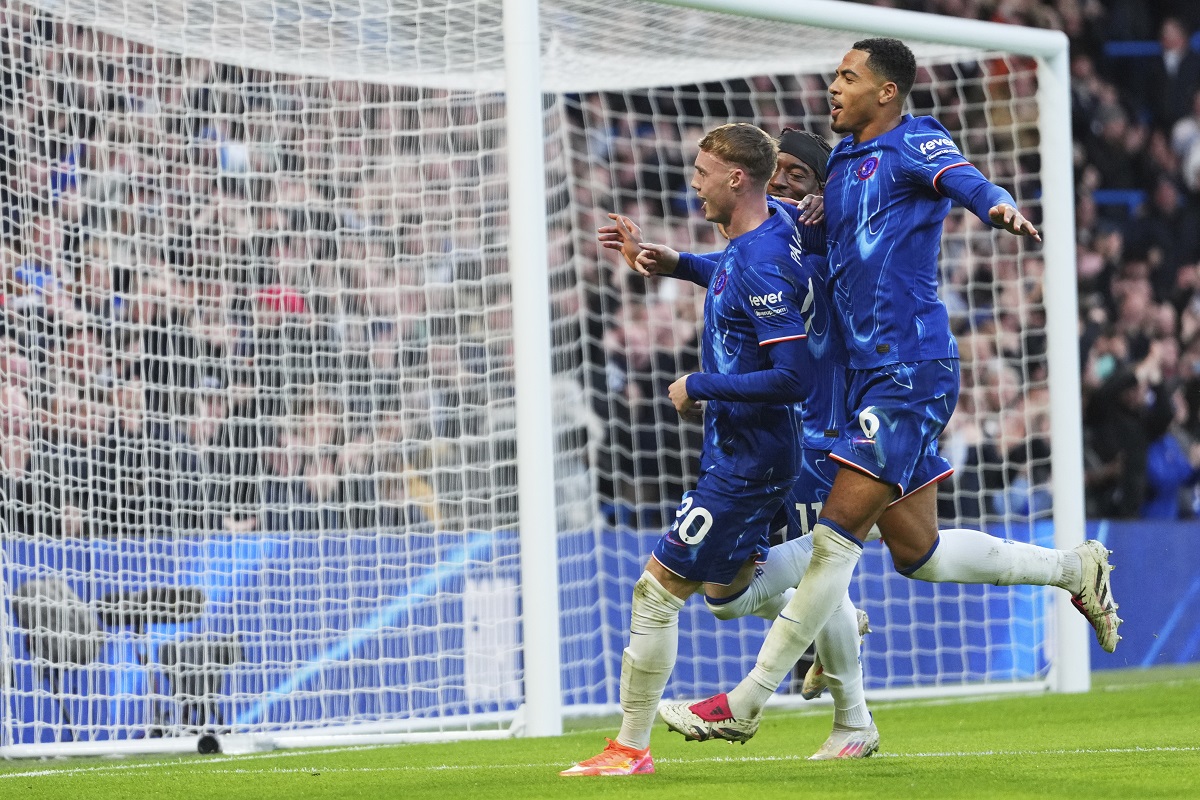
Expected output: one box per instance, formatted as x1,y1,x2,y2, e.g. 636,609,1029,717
830,358,959,498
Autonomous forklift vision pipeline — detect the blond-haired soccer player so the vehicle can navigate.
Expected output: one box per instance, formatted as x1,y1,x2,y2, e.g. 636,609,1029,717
562,123,816,776
601,127,880,760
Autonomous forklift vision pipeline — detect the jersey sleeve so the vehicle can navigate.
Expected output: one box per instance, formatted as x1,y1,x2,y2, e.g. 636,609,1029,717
934,163,1016,227
671,251,721,286
899,116,1014,226
737,255,808,346
685,251,808,403
685,337,806,403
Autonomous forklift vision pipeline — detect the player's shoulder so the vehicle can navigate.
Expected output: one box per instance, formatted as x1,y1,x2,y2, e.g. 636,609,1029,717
829,133,856,159
766,195,800,223
729,226,800,285
899,115,964,162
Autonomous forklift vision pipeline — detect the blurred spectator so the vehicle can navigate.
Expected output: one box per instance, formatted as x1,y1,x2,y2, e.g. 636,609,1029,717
1084,364,1178,518
1141,384,1200,518
1145,17,1200,131
0,383,59,536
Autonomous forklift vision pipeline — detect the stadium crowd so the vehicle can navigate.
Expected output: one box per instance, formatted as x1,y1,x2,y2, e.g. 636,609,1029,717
0,5,531,536
890,0,1200,520
0,0,1197,542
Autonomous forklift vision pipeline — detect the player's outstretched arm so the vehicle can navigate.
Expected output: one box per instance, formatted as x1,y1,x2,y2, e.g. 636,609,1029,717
596,213,681,277
988,202,1041,241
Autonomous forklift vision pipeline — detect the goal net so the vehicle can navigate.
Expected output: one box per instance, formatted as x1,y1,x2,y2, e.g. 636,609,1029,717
0,0,1080,755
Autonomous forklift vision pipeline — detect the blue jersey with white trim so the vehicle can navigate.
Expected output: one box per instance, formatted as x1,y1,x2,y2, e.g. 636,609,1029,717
786,214,847,452
824,114,1012,369
674,205,807,481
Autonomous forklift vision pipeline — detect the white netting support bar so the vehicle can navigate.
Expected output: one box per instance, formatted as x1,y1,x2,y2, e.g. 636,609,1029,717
503,0,563,737
25,0,991,90
652,0,1068,58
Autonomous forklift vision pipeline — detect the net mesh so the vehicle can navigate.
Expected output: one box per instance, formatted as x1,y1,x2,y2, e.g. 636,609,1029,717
0,0,1056,750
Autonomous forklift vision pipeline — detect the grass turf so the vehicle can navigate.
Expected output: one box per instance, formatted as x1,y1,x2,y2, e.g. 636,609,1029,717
4,666,1198,799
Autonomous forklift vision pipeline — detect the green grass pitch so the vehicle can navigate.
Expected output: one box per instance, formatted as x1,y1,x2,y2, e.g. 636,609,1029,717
5,666,1198,799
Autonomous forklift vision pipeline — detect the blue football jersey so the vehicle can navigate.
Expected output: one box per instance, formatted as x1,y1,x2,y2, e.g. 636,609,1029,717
673,206,807,482
824,114,1011,369
770,200,846,452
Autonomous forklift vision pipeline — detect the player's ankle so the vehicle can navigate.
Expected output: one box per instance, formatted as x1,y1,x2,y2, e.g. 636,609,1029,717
834,702,872,729
1057,551,1083,593
728,673,774,718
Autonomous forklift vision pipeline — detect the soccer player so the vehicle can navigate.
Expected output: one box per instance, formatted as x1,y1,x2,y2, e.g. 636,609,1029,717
600,128,879,760
560,123,814,777
658,38,1122,745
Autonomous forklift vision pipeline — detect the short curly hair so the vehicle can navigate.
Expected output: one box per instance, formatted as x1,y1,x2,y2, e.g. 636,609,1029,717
852,37,917,100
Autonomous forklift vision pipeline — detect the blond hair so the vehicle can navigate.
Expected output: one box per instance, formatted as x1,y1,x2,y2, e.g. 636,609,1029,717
698,123,779,185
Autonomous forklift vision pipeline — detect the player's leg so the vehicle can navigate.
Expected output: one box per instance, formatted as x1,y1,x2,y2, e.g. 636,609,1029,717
703,535,871,721
561,555,690,776
802,589,877,759
668,363,943,733
721,467,888,720
757,456,875,729
564,472,788,773
881,482,1066,581
615,558,693,748
705,530,812,622
881,476,1122,651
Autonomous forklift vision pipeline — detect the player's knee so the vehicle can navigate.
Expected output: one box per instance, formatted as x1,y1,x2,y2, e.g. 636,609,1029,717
705,589,756,620
895,546,940,581
632,572,684,626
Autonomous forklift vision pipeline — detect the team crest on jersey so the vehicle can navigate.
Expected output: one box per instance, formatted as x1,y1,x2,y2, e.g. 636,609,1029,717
855,156,879,180
713,271,729,294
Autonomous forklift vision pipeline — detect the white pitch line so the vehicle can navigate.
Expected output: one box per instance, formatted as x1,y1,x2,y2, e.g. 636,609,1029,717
0,744,396,780
4,744,1198,780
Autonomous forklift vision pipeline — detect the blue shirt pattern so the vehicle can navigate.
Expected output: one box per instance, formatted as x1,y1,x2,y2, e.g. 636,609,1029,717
789,223,847,452
673,205,807,481
824,114,1011,369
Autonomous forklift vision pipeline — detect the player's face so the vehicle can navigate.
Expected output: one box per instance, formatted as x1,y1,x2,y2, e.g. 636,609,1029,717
768,152,820,201
828,49,887,136
691,149,737,225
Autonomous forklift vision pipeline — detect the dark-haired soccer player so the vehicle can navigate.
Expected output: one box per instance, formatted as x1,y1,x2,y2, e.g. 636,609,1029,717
660,38,1121,749
561,122,814,776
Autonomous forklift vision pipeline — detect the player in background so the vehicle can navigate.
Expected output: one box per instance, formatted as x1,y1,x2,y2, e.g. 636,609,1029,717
599,128,878,760
560,123,814,776
658,38,1122,747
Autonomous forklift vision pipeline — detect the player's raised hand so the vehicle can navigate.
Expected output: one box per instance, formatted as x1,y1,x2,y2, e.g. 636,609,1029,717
633,242,680,277
989,203,1041,241
771,194,824,225
597,213,643,269
799,193,825,225
668,374,702,419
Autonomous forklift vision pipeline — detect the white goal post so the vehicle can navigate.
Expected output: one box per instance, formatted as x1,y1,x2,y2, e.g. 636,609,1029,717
0,0,1084,758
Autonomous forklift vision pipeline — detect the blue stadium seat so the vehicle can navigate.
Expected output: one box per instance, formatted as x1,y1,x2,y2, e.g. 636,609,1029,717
1092,188,1146,216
